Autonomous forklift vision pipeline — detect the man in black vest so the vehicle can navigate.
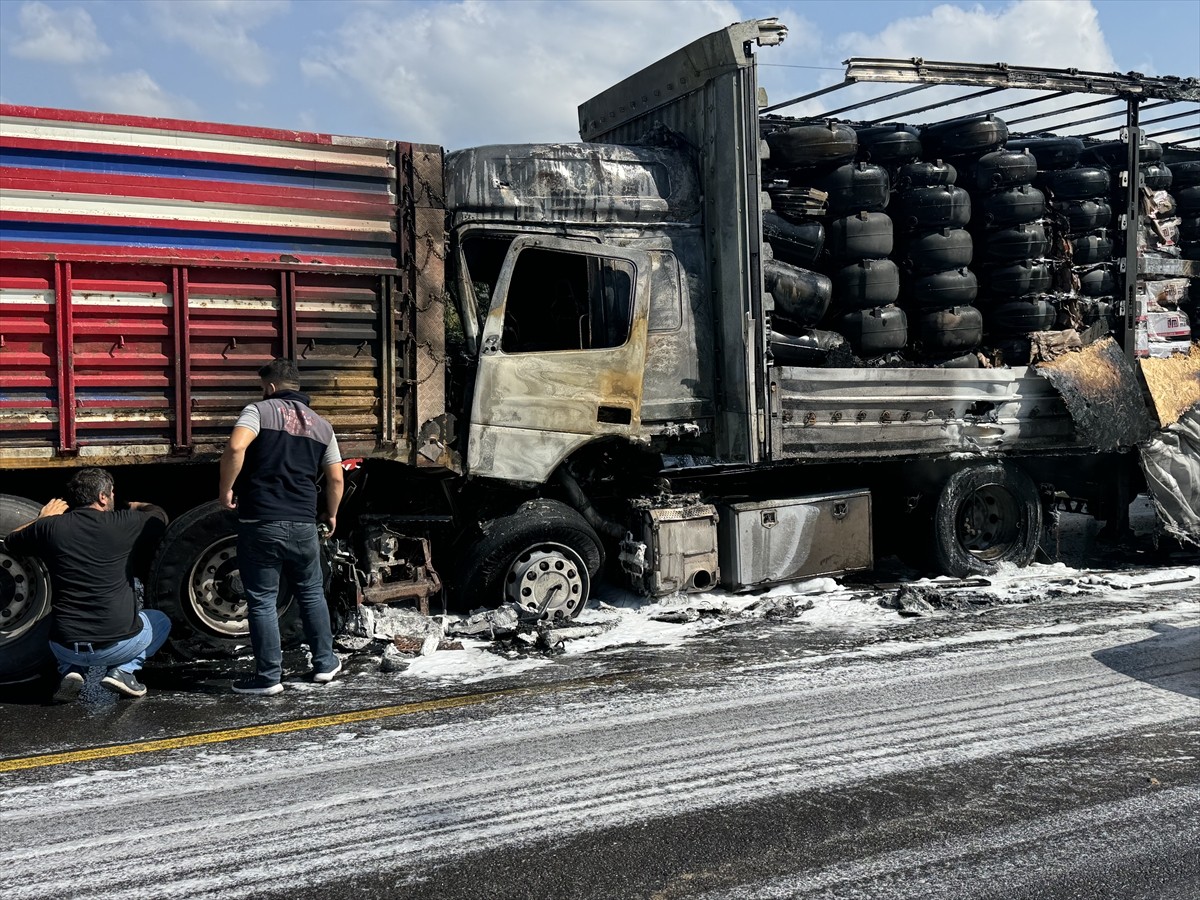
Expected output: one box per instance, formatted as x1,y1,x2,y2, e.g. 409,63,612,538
219,359,344,695
4,468,170,701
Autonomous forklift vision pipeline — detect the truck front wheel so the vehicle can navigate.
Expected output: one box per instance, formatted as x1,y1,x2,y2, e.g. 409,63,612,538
147,501,304,659
0,495,54,683
458,499,603,621
932,463,1042,577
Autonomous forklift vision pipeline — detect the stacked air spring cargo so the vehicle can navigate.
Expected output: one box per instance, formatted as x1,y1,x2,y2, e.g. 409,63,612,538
1174,160,1200,341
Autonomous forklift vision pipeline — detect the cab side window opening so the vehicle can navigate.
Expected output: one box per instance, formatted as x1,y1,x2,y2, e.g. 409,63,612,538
501,248,635,353
460,235,515,333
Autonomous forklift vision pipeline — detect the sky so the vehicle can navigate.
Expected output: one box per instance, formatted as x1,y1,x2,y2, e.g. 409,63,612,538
0,0,1197,149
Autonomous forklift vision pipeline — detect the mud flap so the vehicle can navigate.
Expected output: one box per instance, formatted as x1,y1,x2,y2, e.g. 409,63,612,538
1139,403,1200,547
1034,337,1154,451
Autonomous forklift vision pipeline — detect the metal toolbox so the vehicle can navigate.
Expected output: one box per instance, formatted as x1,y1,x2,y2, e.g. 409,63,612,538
718,491,872,592
624,503,720,596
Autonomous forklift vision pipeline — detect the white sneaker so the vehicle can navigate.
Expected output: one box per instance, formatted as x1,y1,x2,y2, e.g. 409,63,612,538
312,660,342,684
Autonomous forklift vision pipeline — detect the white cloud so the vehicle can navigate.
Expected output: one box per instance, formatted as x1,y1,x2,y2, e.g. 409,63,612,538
73,69,200,118
148,0,289,87
9,1,110,65
299,0,743,148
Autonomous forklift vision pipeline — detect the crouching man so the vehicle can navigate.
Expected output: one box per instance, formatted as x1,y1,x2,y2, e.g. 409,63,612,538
3,468,170,701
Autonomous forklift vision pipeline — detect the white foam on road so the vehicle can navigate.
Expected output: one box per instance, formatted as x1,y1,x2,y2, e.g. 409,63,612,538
0,593,1196,900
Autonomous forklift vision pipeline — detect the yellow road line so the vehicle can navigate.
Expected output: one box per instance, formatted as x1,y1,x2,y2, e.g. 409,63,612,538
0,675,624,774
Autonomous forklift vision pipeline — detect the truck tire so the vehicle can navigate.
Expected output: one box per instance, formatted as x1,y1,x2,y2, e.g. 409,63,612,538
855,123,922,164
764,259,833,327
909,267,978,309
1036,166,1110,200
833,305,907,356
762,212,825,266
1069,230,1113,265
961,149,1037,192
980,260,1053,299
832,258,901,310
768,327,847,366
457,499,602,621
894,160,957,190
813,162,890,215
900,227,974,273
921,113,1009,156
0,495,54,683
1053,198,1111,233
825,211,893,263
146,501,304,659
975,185,1047,228
764,122,858,170
1006,135,1083,170
932,462,1042,577
893,185,971,231
913,305,984,353
981,223,1050,262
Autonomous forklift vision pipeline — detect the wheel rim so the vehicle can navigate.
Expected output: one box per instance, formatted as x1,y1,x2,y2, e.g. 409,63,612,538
186,536,251,636
0,550,50,642
956,482,1021,562
504,542,589,621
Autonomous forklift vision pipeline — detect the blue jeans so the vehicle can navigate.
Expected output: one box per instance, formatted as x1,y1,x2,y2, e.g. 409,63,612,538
49,610,171,677
237,520,337,684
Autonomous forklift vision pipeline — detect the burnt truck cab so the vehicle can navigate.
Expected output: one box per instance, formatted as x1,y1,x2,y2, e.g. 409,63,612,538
444,143,715,485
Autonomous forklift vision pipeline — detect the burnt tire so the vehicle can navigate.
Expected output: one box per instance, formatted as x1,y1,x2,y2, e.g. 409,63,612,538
456,499,602,620
0,495,53,683
912,304,984,353
825,211,894,263
961,149,1037,192
900,227,974,274
921,113,1009,156
833,305,907,356
893,185,972,231
832,258,901,310
932,462,1042,577
895,160,957,190
146,501,304,660
764,122,858,170
765,259,833,327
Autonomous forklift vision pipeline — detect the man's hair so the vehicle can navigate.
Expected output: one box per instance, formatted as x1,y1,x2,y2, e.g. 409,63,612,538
258,358,301,388
64,468,115,508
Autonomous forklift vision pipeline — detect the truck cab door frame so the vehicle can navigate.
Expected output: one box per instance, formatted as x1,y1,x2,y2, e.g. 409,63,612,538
467,235,652,483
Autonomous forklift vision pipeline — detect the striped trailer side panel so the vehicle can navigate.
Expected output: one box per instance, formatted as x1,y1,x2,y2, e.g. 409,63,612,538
0,105,400,270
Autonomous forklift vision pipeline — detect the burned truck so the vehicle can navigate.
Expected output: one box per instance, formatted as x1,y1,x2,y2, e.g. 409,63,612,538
2,18,1198,679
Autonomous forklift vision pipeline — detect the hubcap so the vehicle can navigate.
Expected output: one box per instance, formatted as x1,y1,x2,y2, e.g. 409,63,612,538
187,537,249,636
504,543,589,621
957,483,1021,561
0,550,50,642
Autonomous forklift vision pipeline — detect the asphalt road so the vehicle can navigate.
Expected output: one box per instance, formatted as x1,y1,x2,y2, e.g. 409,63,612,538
1,582,1197,900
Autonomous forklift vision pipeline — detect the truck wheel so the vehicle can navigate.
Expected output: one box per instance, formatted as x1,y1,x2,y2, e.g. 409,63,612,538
147,502,304,659
0,495,54,683
458,499,603,621
933,463,1042,577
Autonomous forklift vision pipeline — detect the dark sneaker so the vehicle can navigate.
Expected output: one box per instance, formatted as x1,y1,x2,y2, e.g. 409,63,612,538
312,660,342,684
101,669,147,698
232,675,284,696
53,671,85,703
